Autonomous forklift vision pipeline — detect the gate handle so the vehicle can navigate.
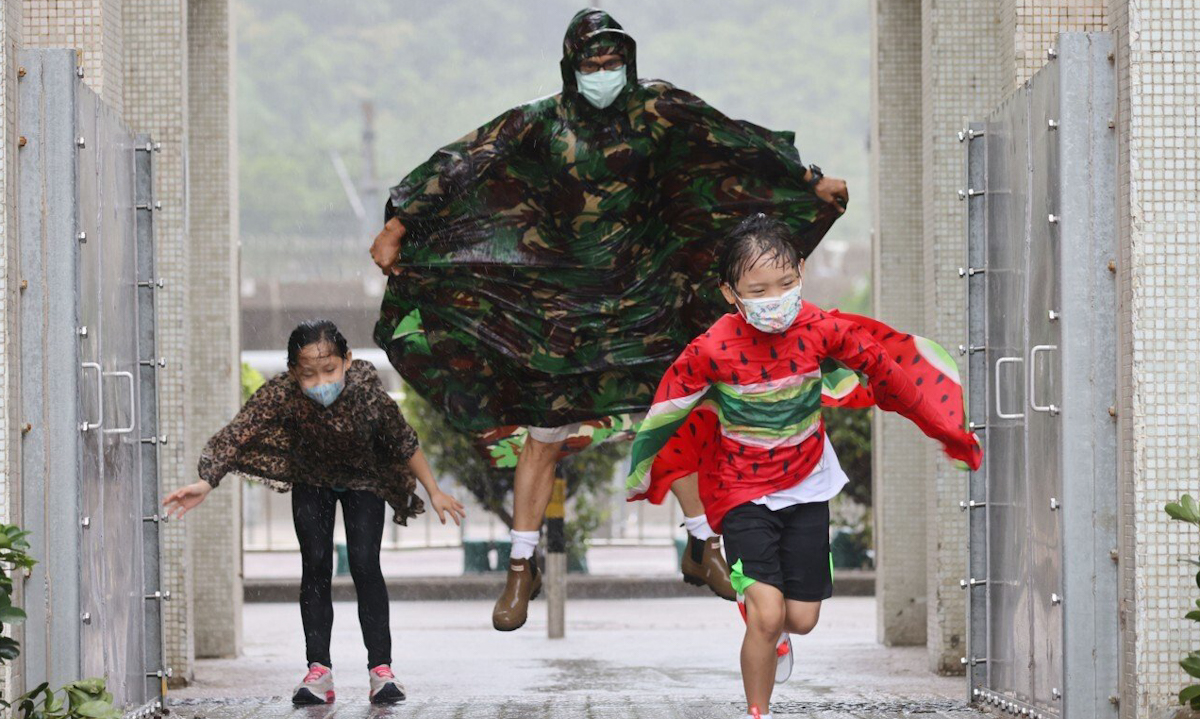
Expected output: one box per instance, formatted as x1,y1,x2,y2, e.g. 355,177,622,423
1029,345,1059,414
994,356,1025,420
102,371,136,434
80,362,103,431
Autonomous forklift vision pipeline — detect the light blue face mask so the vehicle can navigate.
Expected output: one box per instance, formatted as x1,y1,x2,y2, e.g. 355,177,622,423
303,380,345,408
574,68,627,109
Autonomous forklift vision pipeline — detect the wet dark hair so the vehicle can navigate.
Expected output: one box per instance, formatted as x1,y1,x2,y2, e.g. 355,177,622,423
717,213,801,288
286,320,349,368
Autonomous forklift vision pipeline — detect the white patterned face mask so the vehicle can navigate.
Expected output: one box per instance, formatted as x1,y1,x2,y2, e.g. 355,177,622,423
736,284,803,333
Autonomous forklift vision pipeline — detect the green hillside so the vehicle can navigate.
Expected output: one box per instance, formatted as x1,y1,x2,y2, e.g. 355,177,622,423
237,0,871,263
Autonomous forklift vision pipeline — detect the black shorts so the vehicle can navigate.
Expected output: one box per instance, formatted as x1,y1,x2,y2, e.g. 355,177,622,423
722,500,834,602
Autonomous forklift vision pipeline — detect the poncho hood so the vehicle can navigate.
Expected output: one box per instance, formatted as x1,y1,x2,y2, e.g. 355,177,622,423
560,8,638,105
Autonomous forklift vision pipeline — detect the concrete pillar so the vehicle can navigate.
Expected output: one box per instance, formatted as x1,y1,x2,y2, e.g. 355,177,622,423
21,0,124,114
919,0,1001,674
869,0,929,647
122,0,195,685
1109,2,1200,715
186,0,241,659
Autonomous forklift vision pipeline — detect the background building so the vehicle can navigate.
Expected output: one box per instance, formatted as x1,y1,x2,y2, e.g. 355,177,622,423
871,1,1198,716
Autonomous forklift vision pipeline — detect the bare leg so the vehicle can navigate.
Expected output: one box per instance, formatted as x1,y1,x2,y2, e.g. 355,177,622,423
741,582,786,715
512,435,565,532
669,473,705,518
784,599,822,636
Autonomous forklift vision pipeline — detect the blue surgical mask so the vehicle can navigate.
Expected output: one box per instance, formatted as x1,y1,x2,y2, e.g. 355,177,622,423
736,284,803,334
575,68,627,109
303,380,345,408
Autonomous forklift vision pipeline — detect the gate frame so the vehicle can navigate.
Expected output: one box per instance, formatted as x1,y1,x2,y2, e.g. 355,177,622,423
964,32,1119,719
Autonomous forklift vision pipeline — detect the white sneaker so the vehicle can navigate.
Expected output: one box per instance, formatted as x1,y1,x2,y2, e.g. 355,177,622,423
292,662,334,705
368,664,406,704
774,633,794,684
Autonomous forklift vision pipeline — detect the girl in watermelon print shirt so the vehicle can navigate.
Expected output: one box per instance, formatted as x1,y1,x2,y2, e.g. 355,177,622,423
625,214,981,719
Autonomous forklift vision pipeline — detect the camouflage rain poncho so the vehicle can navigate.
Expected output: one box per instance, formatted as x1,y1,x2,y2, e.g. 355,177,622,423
374,8,842,465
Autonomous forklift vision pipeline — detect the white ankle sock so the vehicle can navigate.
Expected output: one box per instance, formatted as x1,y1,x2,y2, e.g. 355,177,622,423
743,713,772,719
509,530,539,560
683,514,717,541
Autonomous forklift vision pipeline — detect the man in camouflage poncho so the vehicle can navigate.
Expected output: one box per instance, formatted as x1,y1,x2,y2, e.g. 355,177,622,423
370,8,848,631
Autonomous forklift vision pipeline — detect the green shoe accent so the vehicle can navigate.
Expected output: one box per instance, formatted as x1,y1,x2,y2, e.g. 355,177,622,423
729,558,758,594
829,552,835,582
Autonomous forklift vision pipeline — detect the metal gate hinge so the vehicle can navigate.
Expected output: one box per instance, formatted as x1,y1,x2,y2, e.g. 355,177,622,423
958,344,986,356
960,656,987,667
78,326,88,337
957,128,984,142
140,357,168,368
959,500,987,511
81,612,91,624
1051,593,1063,606
136,201,162,211
957,188,985,200
958,266,986,278
80,516,91,528
968,422,987,432
141,434,169,445
1049,497,1060,511
77,231,87,243
138,278,166,289
143,514,170,524
1047,119,1059,130
959,577,987,589
144,591,171,601
147,668,173,679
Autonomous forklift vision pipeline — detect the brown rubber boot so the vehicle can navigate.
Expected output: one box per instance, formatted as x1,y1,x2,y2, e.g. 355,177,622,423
681,535,737,601
492,557,542,631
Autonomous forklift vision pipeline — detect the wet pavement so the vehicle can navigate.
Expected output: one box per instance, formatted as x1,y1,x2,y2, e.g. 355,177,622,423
170,597,982,718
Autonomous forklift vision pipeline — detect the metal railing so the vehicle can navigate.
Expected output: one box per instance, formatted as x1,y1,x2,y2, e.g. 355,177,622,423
242,472,683,553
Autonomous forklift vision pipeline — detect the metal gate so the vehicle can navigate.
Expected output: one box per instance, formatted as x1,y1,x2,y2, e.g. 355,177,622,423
18,49,167,716
961,33,1118,719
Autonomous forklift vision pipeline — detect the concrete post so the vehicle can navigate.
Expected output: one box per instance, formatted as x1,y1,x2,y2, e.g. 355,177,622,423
186,0,242,660
869,0,929,647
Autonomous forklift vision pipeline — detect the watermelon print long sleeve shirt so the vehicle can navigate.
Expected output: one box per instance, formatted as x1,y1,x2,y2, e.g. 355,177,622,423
626,302,982,533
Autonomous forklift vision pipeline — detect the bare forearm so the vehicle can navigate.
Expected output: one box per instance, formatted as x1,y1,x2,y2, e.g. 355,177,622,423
407,447,441,497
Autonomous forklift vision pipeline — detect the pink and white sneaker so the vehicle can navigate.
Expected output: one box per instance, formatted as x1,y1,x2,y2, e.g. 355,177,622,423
737,593,793,684
368,664,406,704
292,662,334,705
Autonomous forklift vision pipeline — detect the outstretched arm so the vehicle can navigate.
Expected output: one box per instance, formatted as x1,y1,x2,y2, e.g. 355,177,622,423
827,323,981,469
370,103,539,275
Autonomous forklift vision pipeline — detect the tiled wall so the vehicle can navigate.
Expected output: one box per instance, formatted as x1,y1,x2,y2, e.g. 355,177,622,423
1119,2,1200,714
21,0,123,114
1,0,22,698
186,0,241,659
919,0,1001,675
122,0,195,684
870,0,930,647
999,0,1108,95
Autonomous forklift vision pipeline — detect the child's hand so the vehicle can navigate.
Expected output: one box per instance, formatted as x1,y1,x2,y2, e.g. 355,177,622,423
163,480,214,519
430,490,466,526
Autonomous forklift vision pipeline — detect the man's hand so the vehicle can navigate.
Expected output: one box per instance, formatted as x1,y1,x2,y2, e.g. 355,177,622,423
815,177,849,214
370,217,407,275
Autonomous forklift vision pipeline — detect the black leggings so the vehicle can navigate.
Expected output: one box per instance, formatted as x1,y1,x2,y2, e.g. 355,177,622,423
291,485,391,669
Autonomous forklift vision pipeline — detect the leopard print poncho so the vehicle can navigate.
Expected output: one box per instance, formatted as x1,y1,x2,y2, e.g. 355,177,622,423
198,360,425,525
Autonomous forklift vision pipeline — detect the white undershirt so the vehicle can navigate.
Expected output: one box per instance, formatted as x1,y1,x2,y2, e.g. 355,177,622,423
750,434,849,510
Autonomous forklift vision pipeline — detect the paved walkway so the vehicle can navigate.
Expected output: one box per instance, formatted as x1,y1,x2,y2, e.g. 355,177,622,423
170,597,980,718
